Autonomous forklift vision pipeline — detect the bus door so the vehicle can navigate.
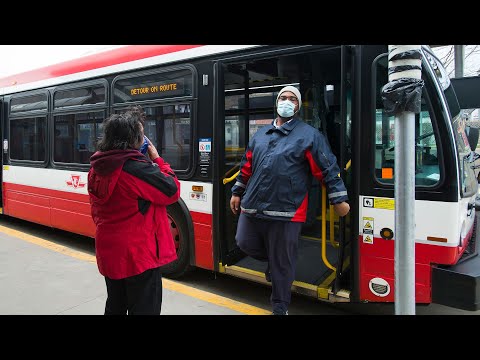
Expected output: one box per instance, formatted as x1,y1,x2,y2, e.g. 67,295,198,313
215,61,247,268
298,46,353,301
332,45,354,296
216,46,355,300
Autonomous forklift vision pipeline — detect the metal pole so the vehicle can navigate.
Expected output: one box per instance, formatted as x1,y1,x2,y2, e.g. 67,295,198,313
454,45,465,78
383,45,423,315
394,111,416,314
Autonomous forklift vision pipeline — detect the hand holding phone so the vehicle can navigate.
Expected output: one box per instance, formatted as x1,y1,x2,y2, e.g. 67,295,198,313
139,136,149,154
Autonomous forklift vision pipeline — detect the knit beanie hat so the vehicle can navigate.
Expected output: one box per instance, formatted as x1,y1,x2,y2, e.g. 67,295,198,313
276,85,302,111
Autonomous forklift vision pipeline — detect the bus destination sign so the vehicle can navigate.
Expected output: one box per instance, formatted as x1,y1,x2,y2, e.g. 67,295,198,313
127,78,185,100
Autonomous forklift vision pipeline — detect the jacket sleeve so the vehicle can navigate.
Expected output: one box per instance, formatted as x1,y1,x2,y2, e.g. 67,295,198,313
231,141,254,196
306,131,349,205
122,157,180,206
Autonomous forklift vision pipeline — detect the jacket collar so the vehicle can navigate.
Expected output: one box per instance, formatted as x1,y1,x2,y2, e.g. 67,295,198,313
266,117,301,135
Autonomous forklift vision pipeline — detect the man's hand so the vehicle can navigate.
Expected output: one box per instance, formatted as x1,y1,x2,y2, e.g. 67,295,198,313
333,202,350,217
230,195,241,215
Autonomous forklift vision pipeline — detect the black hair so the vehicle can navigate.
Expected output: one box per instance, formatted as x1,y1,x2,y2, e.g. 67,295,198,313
97,105,146,152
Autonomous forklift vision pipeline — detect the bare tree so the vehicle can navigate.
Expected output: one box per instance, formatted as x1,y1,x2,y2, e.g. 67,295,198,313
433,45,480,77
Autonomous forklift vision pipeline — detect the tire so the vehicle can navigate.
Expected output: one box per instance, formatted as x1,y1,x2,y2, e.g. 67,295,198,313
159,204,192,279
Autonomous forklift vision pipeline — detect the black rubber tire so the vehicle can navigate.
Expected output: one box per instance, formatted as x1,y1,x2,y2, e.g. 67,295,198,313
159,204,191,279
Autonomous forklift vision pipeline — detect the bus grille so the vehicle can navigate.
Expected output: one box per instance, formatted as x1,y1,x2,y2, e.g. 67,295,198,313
371,282,388,295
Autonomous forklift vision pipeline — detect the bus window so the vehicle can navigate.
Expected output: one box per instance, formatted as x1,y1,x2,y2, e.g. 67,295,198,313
10,116,46,161
9,92,48,162
53,111,104,164
10,93,47,113
452,114,478,197
113,68,193,103
140,104,192,171
54,85,105,108
425,49,478,198
224,90,277,168
374,55,441,186
225,116,244,166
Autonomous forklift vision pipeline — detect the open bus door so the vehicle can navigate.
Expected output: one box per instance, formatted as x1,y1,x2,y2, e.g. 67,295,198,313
216,61,247,269
216,45,355,302
332,45,354,296
297,45,354,301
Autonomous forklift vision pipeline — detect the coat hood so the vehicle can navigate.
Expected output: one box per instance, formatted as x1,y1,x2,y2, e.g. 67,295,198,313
90,149,145,176
88,149,147,204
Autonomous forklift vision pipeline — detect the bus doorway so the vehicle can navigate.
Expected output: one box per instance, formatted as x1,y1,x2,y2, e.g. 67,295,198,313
217,46,353,301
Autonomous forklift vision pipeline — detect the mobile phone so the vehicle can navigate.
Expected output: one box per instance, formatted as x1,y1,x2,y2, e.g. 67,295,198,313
139,136,149,154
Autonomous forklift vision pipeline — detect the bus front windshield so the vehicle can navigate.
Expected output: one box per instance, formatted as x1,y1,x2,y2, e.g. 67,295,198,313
424,47,478,197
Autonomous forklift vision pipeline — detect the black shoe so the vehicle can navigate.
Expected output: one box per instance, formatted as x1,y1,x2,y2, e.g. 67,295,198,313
272,310,288,315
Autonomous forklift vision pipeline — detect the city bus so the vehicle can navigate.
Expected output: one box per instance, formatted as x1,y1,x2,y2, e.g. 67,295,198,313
0,45,478,311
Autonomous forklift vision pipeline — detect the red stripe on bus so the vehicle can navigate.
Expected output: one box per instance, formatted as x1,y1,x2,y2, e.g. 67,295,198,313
3,182,214,269
190,211,213,270
0,45,203,87
3,182,95,237
357,234,470,304
4,182,89,202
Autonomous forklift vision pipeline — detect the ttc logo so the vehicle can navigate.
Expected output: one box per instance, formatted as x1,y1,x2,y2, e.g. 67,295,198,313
66,175,86,189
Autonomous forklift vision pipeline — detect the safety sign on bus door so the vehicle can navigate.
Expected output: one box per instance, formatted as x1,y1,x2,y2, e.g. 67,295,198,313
199,138,211,152
199,138,211,178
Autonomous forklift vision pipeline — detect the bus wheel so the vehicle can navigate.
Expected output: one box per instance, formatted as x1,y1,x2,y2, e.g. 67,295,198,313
160,204,191,279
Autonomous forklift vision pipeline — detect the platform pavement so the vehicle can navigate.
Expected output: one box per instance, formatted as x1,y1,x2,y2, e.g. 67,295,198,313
0,225,270,315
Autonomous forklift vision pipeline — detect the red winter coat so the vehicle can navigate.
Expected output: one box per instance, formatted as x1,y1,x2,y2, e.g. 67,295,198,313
88,149,180,279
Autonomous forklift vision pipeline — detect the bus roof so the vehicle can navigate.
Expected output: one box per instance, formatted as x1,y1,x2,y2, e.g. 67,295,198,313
0,45,259,95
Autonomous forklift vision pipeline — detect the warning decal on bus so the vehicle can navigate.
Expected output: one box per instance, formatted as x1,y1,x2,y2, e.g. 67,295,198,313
363,217,373,234
363,217,374,244
374,198,394,210
363,235,373,244
363,197,373,207
199,138,211,152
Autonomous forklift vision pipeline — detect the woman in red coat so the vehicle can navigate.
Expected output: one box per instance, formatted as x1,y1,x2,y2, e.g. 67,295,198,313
88,106,180,315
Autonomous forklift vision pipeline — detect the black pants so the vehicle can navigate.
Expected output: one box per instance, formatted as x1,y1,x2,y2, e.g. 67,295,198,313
235,213,302,314
104,267,163,315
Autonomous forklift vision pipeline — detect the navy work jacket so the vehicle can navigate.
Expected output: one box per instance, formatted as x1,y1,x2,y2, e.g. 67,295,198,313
231,117,348,222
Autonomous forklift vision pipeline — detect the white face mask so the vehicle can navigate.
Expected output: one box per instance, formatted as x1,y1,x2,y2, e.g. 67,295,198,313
277,100,295,118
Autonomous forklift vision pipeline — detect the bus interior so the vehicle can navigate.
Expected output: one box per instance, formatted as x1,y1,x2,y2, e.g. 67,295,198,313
219,45,353,300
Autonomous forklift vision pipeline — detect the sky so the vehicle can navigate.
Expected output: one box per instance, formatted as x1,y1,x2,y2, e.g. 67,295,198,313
0,45,478,79
0,45,125,78
431,45,480,77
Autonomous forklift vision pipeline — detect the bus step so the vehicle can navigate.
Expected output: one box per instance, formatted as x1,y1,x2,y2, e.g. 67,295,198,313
328,288,351,302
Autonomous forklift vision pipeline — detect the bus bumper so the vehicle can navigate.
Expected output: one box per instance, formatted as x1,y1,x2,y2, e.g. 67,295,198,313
431,214,480,311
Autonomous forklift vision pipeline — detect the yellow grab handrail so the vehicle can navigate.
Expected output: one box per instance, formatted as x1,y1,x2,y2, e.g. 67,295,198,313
345,159,351,171
329,204,339,248
223,170,240,185
322,185,336,271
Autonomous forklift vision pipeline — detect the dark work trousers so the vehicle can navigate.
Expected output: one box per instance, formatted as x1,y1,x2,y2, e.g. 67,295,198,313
235,213,302,314
104,267,163,315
